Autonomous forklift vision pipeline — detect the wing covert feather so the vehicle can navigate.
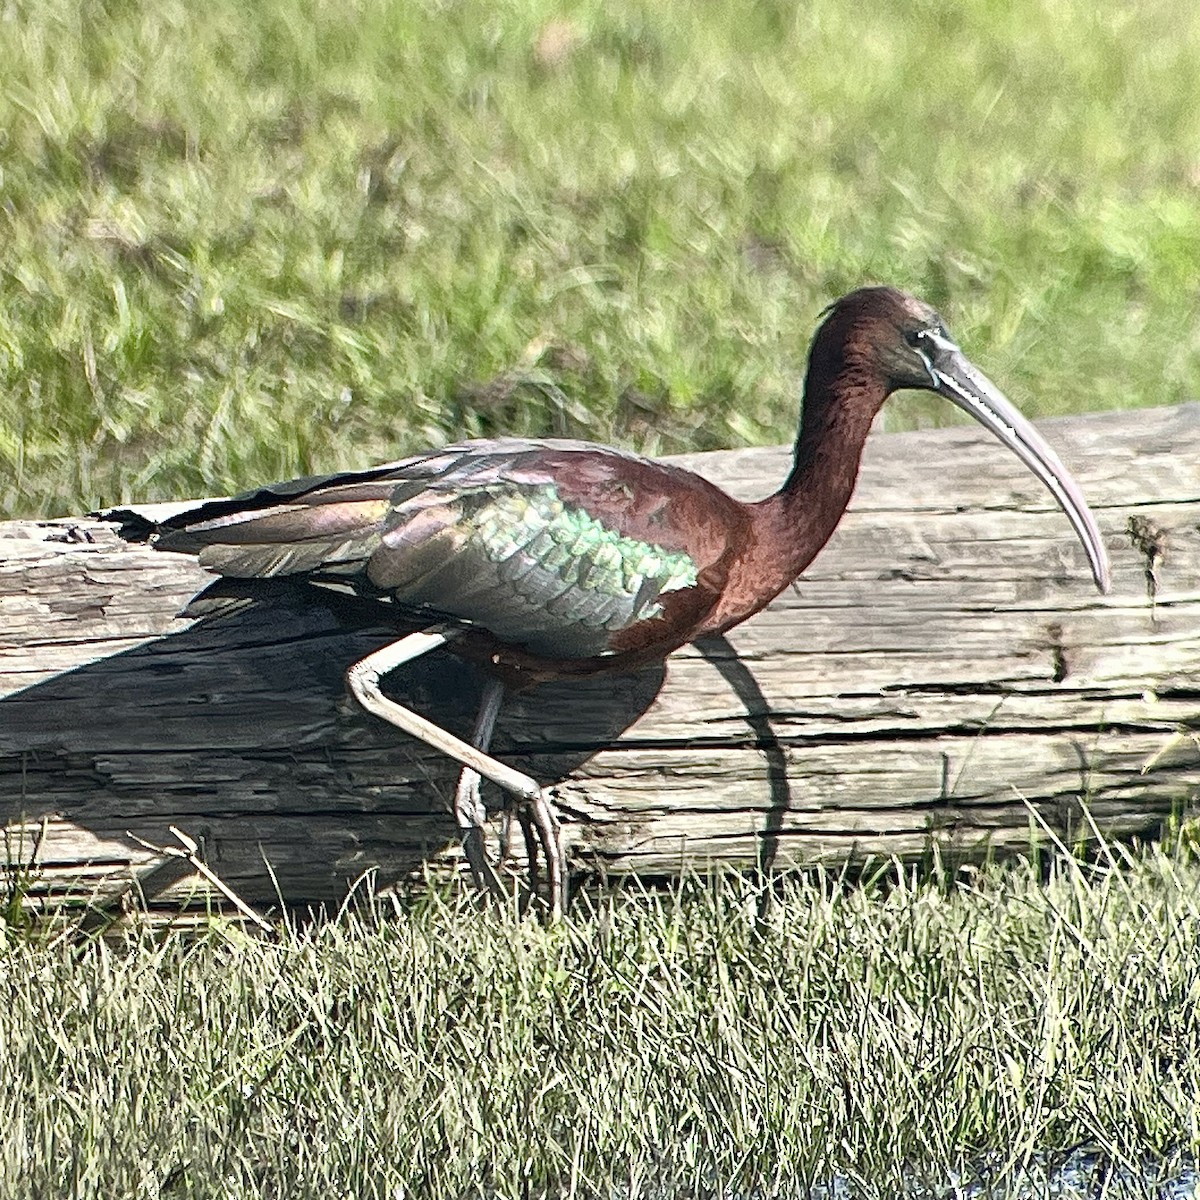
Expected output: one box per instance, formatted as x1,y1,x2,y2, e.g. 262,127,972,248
369,464,714,657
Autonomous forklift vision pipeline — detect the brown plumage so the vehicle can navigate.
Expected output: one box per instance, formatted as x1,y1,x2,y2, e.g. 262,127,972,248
116,288,1108,682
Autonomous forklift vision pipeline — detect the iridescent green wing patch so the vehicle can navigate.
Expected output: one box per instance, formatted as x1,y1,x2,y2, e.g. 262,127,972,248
469,484,697,630
374,479,700,657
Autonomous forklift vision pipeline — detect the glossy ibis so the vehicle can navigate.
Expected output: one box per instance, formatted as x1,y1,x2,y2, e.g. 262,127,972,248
109,287,1111,916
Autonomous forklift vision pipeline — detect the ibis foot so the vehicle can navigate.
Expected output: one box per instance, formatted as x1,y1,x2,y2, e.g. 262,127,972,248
453,765,566,920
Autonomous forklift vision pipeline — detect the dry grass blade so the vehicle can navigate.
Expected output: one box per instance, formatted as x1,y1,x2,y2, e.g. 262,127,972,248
2,844,1199,1197
126,826,273,934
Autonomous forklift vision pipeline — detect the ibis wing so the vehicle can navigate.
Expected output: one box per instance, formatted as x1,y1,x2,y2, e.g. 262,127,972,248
368,491,699,658
135,456,462,579
362,440,728,658
133,441,556,573
149,475,402,580
123,439,731,658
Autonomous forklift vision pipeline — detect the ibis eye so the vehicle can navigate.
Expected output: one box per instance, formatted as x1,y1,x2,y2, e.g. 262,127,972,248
905,328,930,348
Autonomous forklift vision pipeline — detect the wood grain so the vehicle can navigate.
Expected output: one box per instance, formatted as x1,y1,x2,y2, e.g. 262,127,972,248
3,404,1197,913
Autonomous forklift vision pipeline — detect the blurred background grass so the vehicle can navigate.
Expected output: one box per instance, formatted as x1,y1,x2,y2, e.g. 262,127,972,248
2,0,1198,517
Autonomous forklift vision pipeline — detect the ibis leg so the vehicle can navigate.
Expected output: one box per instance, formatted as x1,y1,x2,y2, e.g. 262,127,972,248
453,676,507,901
345,628,566,918
345,627,542,801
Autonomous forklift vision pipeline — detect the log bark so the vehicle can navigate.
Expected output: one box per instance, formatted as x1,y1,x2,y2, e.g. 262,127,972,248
2,404,1198,915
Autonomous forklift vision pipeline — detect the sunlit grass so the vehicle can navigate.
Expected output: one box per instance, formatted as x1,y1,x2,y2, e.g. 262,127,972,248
2,0,1199,517
5,5,1199,1195
2,846,1198,1198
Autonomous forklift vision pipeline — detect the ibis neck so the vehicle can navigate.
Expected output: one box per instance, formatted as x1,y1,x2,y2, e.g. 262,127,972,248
702,367,886,637
767,368,887,577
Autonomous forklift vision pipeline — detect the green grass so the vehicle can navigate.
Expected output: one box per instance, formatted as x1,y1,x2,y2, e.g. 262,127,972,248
5,5,1200,1194
2,848,1198,1198
3,0,1200,518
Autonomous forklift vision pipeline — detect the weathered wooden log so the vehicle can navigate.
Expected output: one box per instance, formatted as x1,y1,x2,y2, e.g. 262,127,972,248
2,404,1198,914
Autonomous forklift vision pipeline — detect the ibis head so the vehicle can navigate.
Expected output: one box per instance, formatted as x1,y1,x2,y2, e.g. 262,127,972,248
796,288,1110,594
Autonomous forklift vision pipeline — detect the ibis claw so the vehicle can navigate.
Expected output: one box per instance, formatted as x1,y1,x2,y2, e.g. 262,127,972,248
524,788,566,921
455,769,565,919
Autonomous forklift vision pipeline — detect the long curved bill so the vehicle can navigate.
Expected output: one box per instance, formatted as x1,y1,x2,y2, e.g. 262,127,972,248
922,333,1111,594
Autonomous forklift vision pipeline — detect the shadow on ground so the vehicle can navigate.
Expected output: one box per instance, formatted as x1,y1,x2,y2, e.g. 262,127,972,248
0,581,666,909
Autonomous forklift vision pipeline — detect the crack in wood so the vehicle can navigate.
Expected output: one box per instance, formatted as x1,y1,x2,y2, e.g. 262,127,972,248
1047,622,1069,683
566,719,1183,753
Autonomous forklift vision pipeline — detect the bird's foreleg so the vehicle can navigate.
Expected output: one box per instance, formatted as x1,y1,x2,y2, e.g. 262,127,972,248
345,628,541,802
345,628,566,918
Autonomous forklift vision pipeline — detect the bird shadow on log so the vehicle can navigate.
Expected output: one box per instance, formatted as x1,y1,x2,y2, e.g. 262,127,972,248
694,634,792,879
0,579,664,911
